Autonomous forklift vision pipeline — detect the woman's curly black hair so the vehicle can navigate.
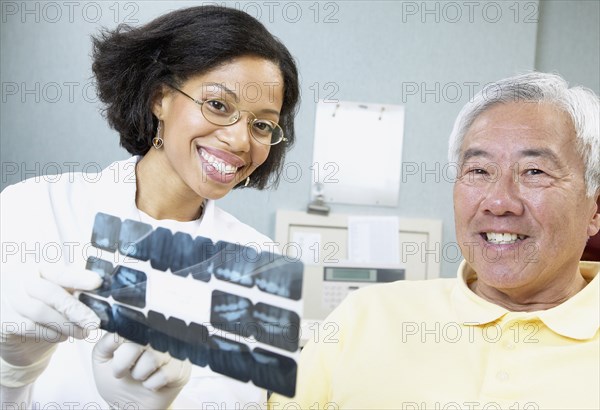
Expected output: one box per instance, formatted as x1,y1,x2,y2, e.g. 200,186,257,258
92,6,300,189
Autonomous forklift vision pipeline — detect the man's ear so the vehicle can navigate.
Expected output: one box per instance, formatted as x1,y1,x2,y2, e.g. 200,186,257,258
587,194,600,237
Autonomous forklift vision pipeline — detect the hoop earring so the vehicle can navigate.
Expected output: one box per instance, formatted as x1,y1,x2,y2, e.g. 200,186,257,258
152,121,164,149
244,177,250,187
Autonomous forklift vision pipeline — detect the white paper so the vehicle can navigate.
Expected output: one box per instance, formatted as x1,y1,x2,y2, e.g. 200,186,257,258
312,100,405,206
348,216,400,264
292,231,322,266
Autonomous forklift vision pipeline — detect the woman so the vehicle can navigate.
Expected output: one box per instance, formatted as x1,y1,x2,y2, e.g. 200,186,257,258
0,5,299,408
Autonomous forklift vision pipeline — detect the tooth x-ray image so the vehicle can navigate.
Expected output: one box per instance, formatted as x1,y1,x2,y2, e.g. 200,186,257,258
81,212,304,397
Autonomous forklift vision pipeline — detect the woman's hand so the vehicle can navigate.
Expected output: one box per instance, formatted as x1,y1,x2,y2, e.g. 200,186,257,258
0,266,102,387
92,333,191,409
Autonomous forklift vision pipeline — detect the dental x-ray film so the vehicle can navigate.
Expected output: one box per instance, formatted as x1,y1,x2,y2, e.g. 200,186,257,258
81,212,304,397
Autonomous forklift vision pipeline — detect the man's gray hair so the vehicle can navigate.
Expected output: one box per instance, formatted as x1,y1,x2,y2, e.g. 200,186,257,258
448,72,600,197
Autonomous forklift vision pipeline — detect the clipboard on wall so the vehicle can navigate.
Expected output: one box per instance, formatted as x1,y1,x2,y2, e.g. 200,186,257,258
311,100,405,206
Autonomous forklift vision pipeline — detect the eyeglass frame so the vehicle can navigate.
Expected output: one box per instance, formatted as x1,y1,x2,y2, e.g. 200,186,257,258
168,85,287,146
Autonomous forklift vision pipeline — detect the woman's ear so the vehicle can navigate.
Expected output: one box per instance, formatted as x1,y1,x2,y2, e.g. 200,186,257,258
151,84,170,119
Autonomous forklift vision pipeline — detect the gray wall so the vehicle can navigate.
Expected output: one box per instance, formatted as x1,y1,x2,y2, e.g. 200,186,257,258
1,1,598,277
536,0,599,93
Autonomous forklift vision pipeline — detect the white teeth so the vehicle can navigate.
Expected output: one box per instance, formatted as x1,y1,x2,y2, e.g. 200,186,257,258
200,149,238,174
485,232,526,244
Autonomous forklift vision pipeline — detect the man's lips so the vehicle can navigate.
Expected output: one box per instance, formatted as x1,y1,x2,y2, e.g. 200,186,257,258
479,231,529,245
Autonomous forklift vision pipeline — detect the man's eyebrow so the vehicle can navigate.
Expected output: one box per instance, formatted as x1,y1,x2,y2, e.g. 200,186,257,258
519,148,562,165
460,147,564,166
460,148,492,163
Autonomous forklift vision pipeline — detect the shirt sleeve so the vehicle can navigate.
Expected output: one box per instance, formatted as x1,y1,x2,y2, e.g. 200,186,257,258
268,292,356,409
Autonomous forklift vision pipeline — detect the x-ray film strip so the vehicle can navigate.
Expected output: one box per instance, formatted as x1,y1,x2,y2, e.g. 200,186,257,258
79,213,304,397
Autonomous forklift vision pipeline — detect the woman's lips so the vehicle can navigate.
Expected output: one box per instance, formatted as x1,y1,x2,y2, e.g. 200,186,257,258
199,146,245,167
197,146,245,184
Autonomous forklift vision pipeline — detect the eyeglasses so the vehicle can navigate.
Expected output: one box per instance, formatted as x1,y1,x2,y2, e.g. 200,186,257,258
170,86,286,146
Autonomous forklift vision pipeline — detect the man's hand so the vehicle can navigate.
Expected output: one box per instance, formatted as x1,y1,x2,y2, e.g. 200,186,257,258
92,333,191,409
1,266,102,387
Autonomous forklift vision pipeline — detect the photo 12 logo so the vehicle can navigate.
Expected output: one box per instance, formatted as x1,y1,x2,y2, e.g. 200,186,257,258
1,401,141,410
201,1,340,24
400,1,538,24
1,1,140,24
2,82,98,104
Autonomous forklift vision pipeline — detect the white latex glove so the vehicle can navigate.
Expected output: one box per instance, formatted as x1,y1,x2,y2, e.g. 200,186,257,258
92,333,191,410
0,265,102,387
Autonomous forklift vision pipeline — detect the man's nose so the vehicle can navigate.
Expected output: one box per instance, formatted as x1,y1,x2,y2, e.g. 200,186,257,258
480,168,524,216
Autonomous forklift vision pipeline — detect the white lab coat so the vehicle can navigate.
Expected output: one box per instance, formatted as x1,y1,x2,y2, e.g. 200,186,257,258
1,156,271,409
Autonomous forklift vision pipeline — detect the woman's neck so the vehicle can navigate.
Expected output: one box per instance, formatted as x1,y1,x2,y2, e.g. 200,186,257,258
135,151,205,222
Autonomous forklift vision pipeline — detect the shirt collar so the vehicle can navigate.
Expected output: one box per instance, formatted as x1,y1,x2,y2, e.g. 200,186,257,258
537,262,599,340
452,260,600,340
452,260,508,325
198,198,216,233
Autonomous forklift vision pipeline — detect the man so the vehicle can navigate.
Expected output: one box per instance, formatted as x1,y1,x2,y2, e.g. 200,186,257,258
269,72,600,409
583,203,600,260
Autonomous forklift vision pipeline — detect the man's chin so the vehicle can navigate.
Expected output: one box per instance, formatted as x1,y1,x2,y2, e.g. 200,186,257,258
471,261,533,290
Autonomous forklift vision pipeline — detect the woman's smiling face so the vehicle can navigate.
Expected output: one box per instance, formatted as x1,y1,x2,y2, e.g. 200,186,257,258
152,56,284,200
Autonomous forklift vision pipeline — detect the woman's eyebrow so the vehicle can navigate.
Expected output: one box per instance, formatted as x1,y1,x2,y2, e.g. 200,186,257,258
259,108,281,117
201,82,238,100
200,81,281,117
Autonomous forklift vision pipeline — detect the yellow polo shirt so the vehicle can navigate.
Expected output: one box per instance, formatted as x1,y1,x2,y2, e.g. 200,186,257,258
269,261,599,410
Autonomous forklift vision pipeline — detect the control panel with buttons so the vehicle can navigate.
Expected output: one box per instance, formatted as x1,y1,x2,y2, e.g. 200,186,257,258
321,265,405,311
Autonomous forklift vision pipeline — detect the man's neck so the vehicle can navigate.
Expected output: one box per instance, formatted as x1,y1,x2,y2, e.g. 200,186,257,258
468,270,588,312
